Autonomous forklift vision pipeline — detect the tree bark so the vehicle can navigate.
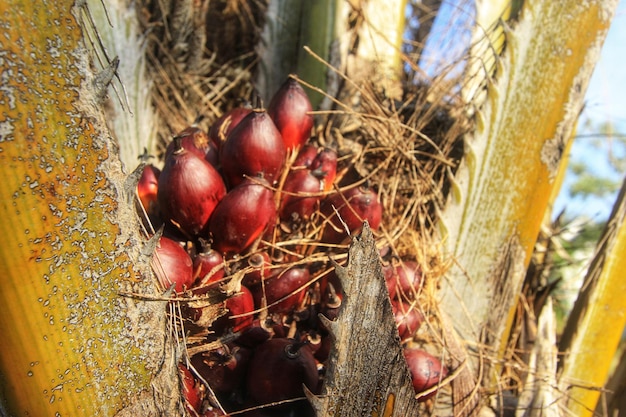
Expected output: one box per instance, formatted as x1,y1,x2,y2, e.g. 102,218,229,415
0,2,179,415
307,223,422,417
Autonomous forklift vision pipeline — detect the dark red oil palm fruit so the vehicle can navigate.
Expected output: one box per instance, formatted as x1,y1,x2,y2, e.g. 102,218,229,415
403,348,448,402
246,338,319,409
210,285,256,333
310,147,338,192
320,184,383,244
178,363,204,415
226,285,255,332
165,126,220,167
220,110,286,187
158,143,227,237
234,320,273,349
279,169,323,222
152,236,194,293
392,300,424,340
293,143,319,168
267,78,314,151
253,267,310,314
191,345,252,396
202,408,229,417
208,106,253,151
393,260,423,302
208,177,277,256
192,246,225,289
137,164,160,215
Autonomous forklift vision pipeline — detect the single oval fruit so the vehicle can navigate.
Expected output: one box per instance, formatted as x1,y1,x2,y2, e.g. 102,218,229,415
310,147,338,192
192,246,225,289
208,106,253,151
178,363,204,415
267,78,314,151
320,185,383,243
223,285,255,332
392,300,424,340
393,260,423,302
208,177,276,255
203,285,256,333
220,110,286,187
137,164,160,215
293,143,319,168
246,338,318,408
279,169,323,222
152,236,194,293
403,348,448,402
253,267,311,314
164,126,220,166
191,345,251,395
157,145,227,236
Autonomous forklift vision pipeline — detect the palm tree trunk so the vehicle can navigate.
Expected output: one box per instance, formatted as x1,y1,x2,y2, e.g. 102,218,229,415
0,1,178,415
437,0,618,398
558,176,626,417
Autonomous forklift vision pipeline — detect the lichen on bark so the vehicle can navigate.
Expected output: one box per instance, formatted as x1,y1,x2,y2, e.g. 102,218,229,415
0,1,179,415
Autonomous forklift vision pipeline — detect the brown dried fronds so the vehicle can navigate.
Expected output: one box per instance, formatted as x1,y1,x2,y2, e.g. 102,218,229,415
302,66,469,249
138,0,268,157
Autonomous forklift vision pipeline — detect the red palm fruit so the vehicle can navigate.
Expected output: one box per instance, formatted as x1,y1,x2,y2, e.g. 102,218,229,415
403,348,448,402
279,169,323,222
211,285,256,333
246,338,319,408
242,252,273,287
220,110,286,187
253,267,310,314
392,300,424,340
310,148,338,192
226,285,255,332
202,408,229,417
157,144,227,236
192,247,225,289
208,177,276,255
393,260,423,302
178,363,204,415
293,143,319,168
165,126,219,167
152,236,194,293
267,78,314,151
208,107,252,150
137,164,160,212
234,320,272,349
320,185,383,244
191,345,252,395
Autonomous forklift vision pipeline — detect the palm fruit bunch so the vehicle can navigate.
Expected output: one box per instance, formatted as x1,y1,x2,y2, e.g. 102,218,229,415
136,77,446,416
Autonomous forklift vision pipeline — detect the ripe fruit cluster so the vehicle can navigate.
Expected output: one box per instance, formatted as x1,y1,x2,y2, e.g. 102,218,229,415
137,77,447,416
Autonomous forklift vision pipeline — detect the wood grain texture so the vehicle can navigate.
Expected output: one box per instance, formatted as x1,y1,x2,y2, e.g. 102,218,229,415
306,223,421,417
